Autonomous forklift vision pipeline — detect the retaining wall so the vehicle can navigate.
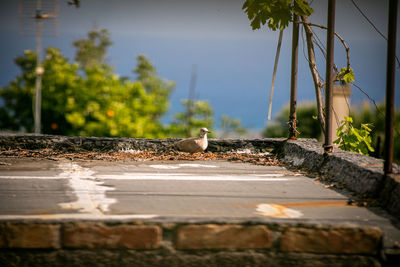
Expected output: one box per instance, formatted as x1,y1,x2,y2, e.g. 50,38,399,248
0,134,399,266
0,220,383,266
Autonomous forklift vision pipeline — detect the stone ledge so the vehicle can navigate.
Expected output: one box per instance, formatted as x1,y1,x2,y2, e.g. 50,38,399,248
277,138,400,219
62,223,161,249
0,222,383,254
176,224,272,250
0,223,60,249
0,134,284,153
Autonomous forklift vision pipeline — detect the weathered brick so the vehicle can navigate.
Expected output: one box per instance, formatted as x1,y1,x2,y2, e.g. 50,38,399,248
280,226,382,255
176,224,272,250
0,223,60,249
62,223,161,249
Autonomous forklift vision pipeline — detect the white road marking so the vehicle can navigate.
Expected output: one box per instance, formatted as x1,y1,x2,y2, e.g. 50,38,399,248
149,163,218,169
149,165,180,169
254,174,285,177
98,173,294,181
178,163,218,168
255,203,303,218
0,214,158,221
0,172,296,182
0,175,66,179
57,162,116,214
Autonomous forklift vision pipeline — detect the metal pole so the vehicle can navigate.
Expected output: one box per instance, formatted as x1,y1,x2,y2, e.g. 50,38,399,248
267,30,283,121
34,0,43,134
384,0,398,175
324,0,335,153
186,64,197,137
289,15,299,140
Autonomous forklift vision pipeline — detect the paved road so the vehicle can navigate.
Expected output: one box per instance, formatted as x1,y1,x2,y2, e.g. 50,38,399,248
0,157,399,248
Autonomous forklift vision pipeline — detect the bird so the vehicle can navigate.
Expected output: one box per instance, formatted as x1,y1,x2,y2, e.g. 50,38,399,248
173,128,211,154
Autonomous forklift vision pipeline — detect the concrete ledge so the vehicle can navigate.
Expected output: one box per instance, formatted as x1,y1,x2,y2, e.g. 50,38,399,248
0,134,284,153
0,134,399,219
278,139,400,219
0,221,383,266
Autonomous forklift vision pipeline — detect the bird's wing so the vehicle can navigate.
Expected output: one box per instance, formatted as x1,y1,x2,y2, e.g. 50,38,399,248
175,138,202,153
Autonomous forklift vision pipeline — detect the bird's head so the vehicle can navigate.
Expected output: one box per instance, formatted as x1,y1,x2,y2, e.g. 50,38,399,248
200,127,211,137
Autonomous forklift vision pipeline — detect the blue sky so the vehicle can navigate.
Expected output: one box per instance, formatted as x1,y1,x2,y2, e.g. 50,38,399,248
0,0,399,130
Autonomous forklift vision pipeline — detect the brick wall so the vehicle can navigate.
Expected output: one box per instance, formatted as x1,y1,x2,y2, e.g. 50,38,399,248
0,221,383,266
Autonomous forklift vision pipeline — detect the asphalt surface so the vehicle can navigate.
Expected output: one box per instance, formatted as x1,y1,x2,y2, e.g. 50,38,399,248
0,157,399,249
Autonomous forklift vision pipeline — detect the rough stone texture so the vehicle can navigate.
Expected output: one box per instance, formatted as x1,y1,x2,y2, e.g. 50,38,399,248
0,250,382,267
62,223,161,249
278,138,400,220
0,134,283,154
176,224,273,250
0,223,60,249
380,174,400,219
280,226,383,255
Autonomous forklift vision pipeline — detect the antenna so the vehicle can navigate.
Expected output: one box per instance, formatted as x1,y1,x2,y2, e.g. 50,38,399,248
18,0,59,133
186,64,197,136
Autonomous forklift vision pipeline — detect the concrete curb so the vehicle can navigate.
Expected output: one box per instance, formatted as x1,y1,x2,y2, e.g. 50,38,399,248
0,134,285,153
277,139,400,219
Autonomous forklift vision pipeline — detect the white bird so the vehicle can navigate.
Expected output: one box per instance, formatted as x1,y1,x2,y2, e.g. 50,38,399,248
173,128,211,154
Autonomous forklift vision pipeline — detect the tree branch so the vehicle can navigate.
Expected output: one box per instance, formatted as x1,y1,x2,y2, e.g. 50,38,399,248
301,16,325,133
296,20,351,70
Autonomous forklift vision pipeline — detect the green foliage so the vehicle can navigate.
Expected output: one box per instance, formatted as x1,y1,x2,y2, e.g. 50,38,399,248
168,100,214,138
219,115,247,138
350,103,400,162
242,0,313,31
0,49,80,134
0,29,175,138
262,103,322,139
73,29,112,68
134,55,175,121
264,102,400,162
333,116,374,155
336,67,355,83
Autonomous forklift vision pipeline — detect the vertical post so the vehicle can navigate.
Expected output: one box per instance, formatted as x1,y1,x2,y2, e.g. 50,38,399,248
34,0,43,134
267,30,283,121
186,64,197,137
324,0,335,153
384,0,398,175
289,15,299,140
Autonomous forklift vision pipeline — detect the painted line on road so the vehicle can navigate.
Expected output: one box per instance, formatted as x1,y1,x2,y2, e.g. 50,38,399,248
149,163,218,169
98,173,296,182
255,203,303,218
57,162,116,215
0,175,66,179
0,214,158,221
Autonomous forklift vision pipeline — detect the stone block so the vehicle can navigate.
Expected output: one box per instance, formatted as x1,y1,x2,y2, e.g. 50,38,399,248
176,224,272,250
62,223,161,249
0,223,60,249
280,226,382,255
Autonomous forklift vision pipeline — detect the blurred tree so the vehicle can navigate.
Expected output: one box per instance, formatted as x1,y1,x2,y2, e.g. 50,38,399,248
73,29,112,68
134,54,175,122
219,115,247,138
262,103,322,140
0,48,80,134
168,100,214,138
0,29,175,138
